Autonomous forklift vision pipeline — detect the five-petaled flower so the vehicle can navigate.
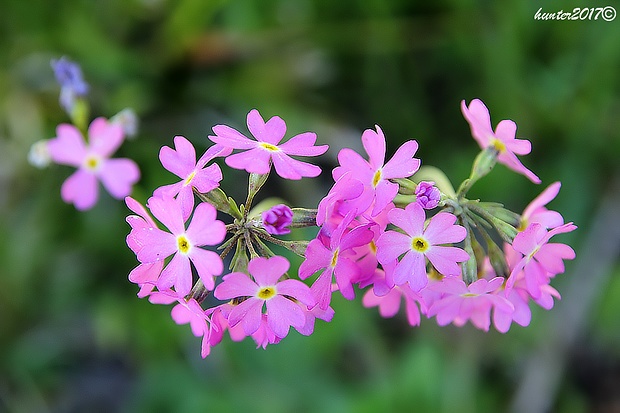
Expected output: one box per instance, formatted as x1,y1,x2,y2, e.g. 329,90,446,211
209,109,328,180
47,117,140,210
214,256,316,338
376,202,469,291
131,195,226,297
461,99,541,184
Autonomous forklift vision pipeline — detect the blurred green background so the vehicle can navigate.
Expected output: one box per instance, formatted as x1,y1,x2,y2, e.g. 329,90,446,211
1,0,619,412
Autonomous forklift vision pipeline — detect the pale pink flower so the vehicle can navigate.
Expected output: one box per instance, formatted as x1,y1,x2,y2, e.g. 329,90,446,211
506,222,577,299
461,99,540,184
47,117,140,210
131,195,226,297
148,290,213,358
155,137,230,220
362,270,425,327
214,256,316,338
209,109,328,180
376,203,469,291
299,211,375,309
520,181,564,230
333,126,420,216
427,277,514,332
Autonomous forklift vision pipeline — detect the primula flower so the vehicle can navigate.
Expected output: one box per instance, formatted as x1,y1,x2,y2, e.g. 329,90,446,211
209,109,328,180
155,136,229,220
299,211,375,310
316,171,365,226
461,99,541,184
333,126,421,216
362,269,425,327
125,196,164,297
214,256,316,338
51,56,89,113
520,181,564,230
148,290,213,358
47,117,140,210
427,277,514,332
131,195,226,297
415,181,441,209
376,202,469,291
506,222,577,299
262,204,293,235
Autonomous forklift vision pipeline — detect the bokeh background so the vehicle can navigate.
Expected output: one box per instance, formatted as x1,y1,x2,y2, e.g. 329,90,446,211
1,0,619,412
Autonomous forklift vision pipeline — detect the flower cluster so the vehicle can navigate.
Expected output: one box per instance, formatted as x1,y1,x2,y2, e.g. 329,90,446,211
123,100,575,357
30,59,577,358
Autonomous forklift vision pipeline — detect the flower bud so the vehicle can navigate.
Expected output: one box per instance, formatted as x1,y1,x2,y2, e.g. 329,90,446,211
415,181,441,209
262,204,293,235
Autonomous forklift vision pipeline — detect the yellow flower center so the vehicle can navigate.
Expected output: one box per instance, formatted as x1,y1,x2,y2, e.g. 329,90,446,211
257,286,277,300
177,235,191,254
84,155,100,171
461,293,478,297
184,171,196,186
331,249,339,267
372,169,382,187
411,237,429,253
369,240,377,254
260,142,280,152
491,138,506,154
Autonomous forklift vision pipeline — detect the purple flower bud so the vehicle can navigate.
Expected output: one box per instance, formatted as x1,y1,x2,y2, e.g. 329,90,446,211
51,57,89,112
262,204,293,235
415,181,440,209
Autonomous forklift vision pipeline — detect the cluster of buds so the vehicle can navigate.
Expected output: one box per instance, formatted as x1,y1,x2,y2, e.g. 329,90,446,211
126,102,575,357
30,58,576,358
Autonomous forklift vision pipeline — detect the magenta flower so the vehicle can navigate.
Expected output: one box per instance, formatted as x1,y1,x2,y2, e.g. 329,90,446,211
333,126,420,216
427,277,514,332
214,256,316,338
520,181,564,230
376,202,469,291
299,211,375,310
316,171,365,226
154,137,229,220
131,195,226,296
415,181,441,209
262,204,293,235
461,99,540,184
506,222,577,299
47,117,140,210
209,109,328,180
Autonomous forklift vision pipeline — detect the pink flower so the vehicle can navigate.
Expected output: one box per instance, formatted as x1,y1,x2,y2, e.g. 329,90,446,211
214,256,316,338
427,277,514,332
299,211,375,309
47,117,140,210
376,202,469,291
520,181,564,230
148,290,213,358
131,195,226,296
362,271,425,327
262,204,293,235
333,126,420,216
209,109,328,180
506,222,577,299
461,99,540,184
155,137,230,220
316,171,365,226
